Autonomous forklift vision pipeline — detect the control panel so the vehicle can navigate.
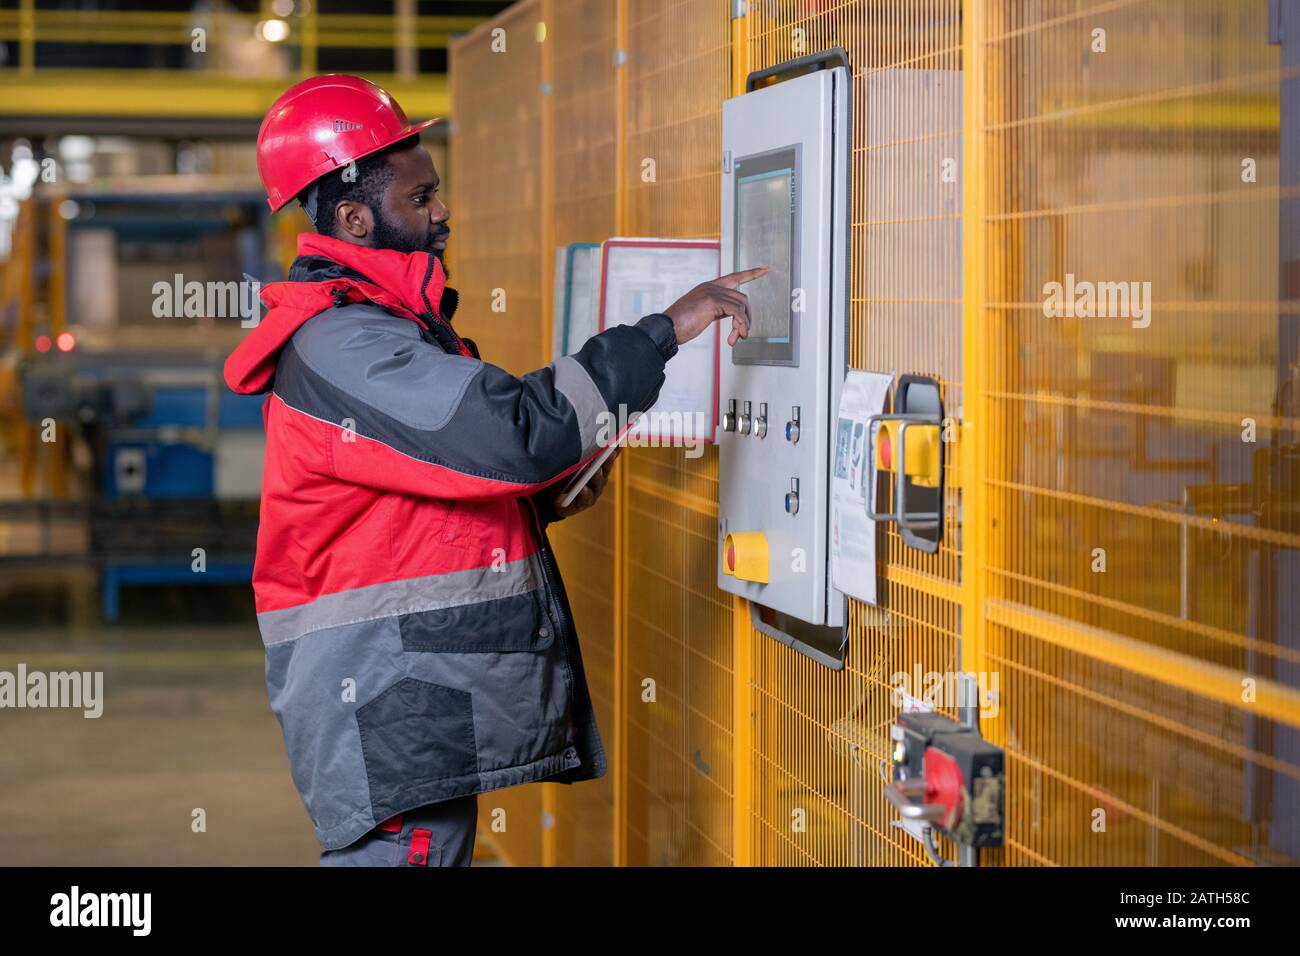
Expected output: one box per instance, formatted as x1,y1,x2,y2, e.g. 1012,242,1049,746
717,51,850,631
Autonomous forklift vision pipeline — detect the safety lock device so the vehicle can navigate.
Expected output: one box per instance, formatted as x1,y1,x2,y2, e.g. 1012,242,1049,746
886,711,1004,852
875,418,940,488
866,374,946,553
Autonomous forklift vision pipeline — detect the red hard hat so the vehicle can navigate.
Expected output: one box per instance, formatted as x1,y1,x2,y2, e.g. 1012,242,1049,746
256,74,441,213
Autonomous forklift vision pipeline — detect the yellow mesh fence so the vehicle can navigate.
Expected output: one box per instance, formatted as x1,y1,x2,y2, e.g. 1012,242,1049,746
972,0,1298,867
745,0,966,867
544,0,621,867
621,0,735,867
449,0,547,867
447,0,1298,867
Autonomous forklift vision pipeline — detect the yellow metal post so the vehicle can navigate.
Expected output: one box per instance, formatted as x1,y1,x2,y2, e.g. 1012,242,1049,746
18,0,34,77
14,198,36,497
729,0,754,869
960,0,987,687
538,0,557,870
46,194,68,497
611,0,629,869
395,0,417,80
300,5,317,75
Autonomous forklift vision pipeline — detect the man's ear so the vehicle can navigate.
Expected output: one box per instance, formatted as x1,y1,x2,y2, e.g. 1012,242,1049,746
333,199,373,241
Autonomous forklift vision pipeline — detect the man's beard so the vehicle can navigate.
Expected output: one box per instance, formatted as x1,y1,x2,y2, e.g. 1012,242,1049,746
370,212,450,279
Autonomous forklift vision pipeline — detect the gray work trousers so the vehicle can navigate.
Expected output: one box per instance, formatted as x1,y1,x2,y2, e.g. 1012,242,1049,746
319,794,478,867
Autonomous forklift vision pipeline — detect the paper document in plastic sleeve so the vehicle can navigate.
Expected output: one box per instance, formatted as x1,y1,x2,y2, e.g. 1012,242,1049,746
599,239,719,444
830,370,892,605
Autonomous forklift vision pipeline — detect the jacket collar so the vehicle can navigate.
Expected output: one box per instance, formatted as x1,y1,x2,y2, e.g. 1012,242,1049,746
223,233,467,396
292,232,453,328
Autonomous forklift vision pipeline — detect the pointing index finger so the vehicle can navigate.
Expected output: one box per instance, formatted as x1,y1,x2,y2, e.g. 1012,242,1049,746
714,265,769,289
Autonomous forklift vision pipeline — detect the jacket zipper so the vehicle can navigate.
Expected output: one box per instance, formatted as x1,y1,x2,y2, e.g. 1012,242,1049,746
522,502,574,686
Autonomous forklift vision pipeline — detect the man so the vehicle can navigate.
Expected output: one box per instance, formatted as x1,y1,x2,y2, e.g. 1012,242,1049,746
224,74,765,866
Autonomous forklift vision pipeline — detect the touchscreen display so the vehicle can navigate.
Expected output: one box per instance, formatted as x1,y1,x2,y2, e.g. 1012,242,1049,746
732,146,799,366
735,168,794,343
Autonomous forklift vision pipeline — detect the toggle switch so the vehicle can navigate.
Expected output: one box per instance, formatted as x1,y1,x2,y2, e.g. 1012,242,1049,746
785,405,800,444
739,400,752,435
784,477,799,515
721,531,769,583
722,399,737,432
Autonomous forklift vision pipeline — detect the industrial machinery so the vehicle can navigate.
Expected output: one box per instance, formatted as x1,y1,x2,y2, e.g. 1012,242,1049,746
6,181,272,621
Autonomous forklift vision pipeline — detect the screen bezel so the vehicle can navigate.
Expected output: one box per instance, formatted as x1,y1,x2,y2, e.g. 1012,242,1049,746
731,144,801,366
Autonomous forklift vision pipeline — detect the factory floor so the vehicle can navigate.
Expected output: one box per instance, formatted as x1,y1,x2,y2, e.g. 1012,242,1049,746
0,569,502,866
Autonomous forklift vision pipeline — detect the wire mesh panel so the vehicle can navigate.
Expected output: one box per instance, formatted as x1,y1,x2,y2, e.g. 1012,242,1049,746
745,0,967,866
449,0,547,866
620,0,735,866
451,2,545,379
544,0,622,867
448,0,1299,868
974,0,1300,866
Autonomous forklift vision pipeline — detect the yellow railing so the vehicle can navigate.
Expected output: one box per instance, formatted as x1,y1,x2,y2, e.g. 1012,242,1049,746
0,5,508,118
0,10,482,50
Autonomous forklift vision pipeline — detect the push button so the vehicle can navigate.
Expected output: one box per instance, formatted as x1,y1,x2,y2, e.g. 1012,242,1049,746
722,399,737,432
721,531,769,584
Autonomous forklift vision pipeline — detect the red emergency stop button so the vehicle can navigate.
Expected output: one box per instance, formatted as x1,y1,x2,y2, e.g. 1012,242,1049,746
721,532,768,583
923,746,965,830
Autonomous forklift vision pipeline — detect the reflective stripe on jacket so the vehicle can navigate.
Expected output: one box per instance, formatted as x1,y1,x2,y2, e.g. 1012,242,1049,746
224,233,678,850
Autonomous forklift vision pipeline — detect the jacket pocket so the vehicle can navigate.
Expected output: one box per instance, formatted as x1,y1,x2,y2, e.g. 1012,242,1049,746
356,677,477,821
397,587,555,653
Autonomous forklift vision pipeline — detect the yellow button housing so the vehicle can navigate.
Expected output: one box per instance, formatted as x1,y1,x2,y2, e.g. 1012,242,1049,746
722,531,769,584
875,421,941,488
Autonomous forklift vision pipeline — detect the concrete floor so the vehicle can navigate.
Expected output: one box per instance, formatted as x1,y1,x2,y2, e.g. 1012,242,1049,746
0,572,500,865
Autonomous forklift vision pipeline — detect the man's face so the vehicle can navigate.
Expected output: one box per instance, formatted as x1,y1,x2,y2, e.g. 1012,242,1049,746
371,144,451,265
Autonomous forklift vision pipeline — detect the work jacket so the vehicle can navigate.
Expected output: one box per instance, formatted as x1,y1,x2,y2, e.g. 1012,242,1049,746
224,232,678,850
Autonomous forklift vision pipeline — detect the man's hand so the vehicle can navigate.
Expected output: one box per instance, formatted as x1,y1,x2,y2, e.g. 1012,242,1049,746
662,266,769,348
550,446,622,519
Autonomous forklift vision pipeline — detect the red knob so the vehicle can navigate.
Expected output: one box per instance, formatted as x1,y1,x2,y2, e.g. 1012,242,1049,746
923,746,965,830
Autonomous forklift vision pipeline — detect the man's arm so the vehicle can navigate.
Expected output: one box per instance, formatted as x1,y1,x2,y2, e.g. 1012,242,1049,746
276,303,676,501
275,267,763,502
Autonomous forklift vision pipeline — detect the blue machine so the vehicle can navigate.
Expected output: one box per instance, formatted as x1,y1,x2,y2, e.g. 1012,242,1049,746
23,352,266,622
16,183,276,622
